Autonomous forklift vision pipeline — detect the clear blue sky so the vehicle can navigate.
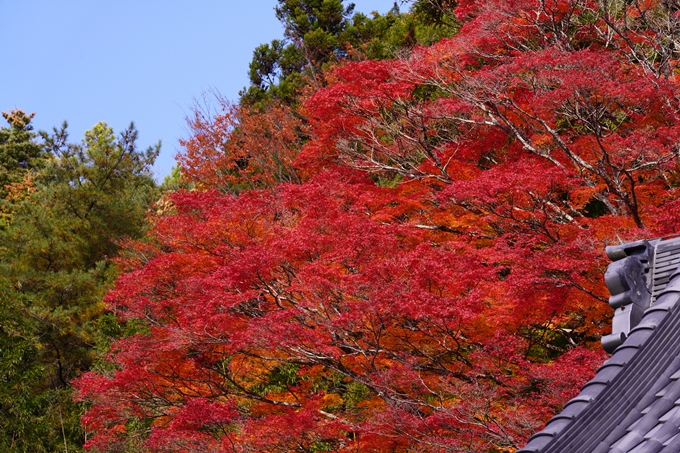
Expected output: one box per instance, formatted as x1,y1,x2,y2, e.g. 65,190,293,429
1,1,396,180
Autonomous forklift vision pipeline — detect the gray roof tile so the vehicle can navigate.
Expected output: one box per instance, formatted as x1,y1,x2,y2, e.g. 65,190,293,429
660,434,680,452
518,236,680,453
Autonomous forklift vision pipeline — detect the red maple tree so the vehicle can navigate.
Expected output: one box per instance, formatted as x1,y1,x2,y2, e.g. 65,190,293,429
76,1,680,451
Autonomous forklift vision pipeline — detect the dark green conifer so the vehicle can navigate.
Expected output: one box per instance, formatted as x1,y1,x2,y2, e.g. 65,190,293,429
0,118,158,452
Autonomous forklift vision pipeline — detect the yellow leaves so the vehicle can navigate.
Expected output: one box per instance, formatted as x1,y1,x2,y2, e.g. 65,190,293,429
321,393,345,410
1,109,35,130
492,446,516,453
153,194,175,216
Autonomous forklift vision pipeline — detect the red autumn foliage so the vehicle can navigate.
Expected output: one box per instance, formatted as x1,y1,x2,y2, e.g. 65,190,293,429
77,169,608,452
77,1,680,452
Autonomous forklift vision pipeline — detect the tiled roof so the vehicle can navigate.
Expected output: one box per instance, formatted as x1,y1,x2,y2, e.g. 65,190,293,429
518,236,680,453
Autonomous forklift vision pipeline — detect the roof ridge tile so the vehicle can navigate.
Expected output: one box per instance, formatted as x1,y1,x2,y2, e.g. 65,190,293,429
518,237,680,453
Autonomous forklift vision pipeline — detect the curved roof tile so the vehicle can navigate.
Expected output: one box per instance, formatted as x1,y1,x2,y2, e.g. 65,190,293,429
518,237,680,453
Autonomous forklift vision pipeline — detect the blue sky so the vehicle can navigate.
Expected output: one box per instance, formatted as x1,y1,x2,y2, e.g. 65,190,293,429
1,1,396,180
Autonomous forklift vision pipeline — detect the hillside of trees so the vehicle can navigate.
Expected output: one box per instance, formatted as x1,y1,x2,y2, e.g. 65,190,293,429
4,0,680,451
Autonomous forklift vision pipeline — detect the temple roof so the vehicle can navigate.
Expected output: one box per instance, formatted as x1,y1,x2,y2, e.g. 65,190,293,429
519,236,680,453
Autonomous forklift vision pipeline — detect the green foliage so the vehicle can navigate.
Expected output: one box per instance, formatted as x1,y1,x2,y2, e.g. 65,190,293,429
411,0,459,28
242,0,355,106
0,120,158,451
343,381,371,409
248,39,306,91
241,0,458,107
160,165,193,192
582,197,610,218
310,440,338,452
0,110,44,200
254,363,301,395
245,38,308,106
276,0,354,38
372,172,403,188
344,6,458,61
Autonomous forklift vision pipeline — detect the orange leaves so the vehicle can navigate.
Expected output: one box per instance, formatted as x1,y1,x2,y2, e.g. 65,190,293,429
321,393,344,410
178,103,236,190
4,171,36,202
178,99,306,192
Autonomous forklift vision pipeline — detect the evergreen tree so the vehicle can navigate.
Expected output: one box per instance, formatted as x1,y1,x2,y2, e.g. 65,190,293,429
0,120,158,452
0,110,44,203
241,0,458,106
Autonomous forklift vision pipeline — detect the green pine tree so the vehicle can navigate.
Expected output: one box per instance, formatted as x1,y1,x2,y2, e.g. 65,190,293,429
241,0,458,107
0,110,44,198
0,120,159,452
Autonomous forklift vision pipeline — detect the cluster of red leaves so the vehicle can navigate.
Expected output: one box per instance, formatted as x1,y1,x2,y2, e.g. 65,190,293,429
77,169,606,452
77,1,680,452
